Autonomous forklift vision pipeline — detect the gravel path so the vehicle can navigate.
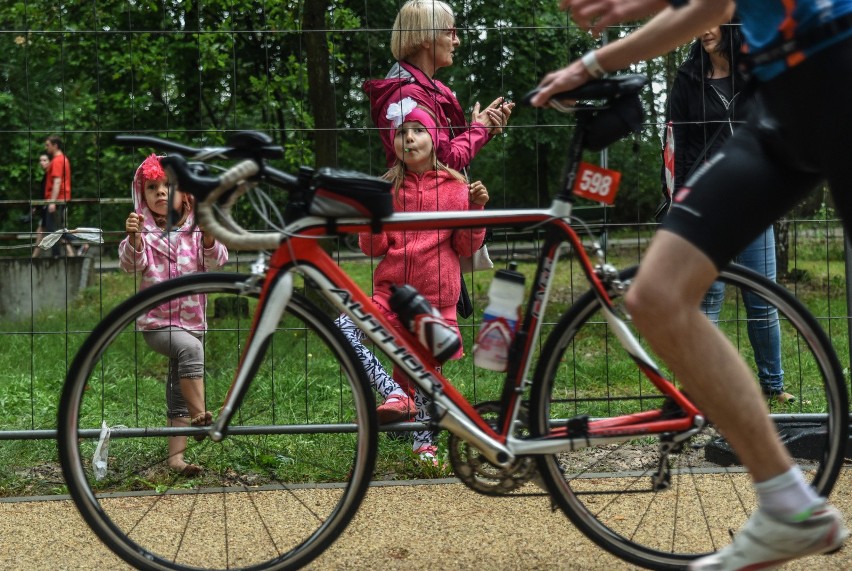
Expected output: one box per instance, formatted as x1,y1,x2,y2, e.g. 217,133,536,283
1,471,849,570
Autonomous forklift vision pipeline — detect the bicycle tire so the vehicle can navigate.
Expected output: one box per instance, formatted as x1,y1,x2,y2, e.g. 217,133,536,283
58,272,378,571
530,264,848,570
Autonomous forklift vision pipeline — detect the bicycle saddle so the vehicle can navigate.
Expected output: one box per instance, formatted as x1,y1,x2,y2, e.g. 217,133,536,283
522,74,647,105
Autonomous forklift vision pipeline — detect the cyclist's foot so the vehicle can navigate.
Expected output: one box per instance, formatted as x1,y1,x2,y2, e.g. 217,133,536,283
376,393,416,424
414,444,439,467
190,410,213,441
689,502,848,570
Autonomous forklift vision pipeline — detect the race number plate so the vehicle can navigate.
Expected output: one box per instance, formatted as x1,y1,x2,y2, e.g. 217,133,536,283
572,162,621,205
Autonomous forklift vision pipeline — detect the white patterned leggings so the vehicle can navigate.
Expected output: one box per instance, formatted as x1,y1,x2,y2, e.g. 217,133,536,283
335,314,436,449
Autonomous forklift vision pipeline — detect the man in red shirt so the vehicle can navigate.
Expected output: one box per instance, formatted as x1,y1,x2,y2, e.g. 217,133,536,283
33,135,74,257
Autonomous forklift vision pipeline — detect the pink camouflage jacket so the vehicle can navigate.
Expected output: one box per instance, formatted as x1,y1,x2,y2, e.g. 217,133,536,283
118,158,228,332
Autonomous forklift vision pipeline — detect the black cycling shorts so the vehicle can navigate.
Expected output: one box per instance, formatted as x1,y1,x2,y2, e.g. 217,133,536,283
662,35,852,270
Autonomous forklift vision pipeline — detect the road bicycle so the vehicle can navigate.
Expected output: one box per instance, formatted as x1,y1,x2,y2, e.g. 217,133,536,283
58,75,849,571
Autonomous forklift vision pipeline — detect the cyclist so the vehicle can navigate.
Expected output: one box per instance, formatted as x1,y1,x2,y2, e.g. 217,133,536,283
663,22,793,405
531,0,850,569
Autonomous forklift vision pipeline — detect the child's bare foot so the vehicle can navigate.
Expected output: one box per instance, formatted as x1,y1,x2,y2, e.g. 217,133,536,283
169,459,203,477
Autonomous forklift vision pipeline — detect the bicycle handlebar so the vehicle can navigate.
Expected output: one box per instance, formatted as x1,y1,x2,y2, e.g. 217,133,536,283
116,132,299,251
116,131,285,161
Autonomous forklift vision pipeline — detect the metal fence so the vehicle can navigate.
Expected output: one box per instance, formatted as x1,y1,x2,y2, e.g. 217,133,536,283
2,4,851,494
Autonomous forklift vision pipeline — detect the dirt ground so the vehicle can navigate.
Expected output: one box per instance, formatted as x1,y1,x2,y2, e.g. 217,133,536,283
0,470,850,571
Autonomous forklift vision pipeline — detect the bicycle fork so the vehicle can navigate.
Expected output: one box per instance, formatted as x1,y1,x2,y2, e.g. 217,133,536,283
209,257,293,442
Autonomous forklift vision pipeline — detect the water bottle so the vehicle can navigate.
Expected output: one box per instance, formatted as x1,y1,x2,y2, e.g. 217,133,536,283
474,262,526,371
388,284,461,363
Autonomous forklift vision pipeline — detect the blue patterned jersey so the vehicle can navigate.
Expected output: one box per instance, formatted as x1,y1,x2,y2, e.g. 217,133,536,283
737,0,852,79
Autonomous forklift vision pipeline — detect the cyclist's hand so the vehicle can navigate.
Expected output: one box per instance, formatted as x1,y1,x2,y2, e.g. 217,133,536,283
530,59,592,108
469,180,489,206
560,0,668,36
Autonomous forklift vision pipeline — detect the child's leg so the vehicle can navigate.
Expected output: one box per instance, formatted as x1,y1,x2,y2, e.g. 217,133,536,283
31,224,44,258
143,327,207,473
391,366,436,451
166,417,201,476
163,359,201,474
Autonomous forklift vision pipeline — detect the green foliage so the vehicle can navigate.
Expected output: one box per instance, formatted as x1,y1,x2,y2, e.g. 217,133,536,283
2,1,684,250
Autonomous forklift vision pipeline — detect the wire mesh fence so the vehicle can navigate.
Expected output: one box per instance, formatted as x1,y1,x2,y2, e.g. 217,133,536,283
1,3,850,495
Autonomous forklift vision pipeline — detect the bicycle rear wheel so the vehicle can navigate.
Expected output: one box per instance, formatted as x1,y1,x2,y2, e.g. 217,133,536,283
58,272,377,571
530,264,848,570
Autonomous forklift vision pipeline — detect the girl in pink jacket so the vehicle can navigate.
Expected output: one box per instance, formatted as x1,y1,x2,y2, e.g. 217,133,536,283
118,154,228,475
337,99,488,463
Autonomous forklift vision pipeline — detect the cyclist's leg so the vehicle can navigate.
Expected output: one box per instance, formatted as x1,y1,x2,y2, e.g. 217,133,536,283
625,123,820,484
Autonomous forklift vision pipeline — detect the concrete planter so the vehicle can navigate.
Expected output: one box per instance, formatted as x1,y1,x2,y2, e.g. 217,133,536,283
0,257,91,319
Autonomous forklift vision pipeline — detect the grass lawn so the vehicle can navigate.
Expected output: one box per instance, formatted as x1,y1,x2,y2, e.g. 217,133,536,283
0,228,849,497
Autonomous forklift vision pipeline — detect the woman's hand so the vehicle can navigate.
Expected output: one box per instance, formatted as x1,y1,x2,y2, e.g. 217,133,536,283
469,180,489,206
471,96,513,134
486,98,515,135
125,212,143,251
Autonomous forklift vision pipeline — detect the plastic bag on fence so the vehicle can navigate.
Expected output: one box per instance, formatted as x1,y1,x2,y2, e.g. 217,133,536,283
92,420,111,481
38,227,103,250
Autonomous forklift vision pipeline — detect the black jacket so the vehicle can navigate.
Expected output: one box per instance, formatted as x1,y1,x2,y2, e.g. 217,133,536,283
665,59,753,191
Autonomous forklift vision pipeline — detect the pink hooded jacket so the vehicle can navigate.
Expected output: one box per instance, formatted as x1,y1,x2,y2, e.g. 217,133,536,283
360,169,485,313
118,155,229,331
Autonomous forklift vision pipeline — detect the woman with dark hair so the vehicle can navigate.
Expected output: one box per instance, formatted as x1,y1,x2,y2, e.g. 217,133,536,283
664,24,793,405
667,24,746,192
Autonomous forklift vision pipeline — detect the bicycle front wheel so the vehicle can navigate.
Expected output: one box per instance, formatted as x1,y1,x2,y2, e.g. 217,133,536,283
58,272,377,571
530,264,848,570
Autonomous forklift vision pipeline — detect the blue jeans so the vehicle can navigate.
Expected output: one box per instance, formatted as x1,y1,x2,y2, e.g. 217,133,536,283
701,226,785,394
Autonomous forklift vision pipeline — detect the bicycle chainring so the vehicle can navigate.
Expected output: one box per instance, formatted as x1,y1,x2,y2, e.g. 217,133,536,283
448,401,538,496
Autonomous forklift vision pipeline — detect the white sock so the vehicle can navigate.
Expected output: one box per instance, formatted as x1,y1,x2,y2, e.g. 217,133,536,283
387,389,406,399
755,466,822,521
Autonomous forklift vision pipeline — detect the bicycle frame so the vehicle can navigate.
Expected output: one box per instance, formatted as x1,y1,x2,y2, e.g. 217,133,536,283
207,199,705,469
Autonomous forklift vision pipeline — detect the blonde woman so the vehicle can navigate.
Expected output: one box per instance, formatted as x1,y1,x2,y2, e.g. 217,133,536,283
363,0,513,171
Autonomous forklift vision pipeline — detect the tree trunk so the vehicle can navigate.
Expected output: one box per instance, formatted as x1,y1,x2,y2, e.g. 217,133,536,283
303,1,338,168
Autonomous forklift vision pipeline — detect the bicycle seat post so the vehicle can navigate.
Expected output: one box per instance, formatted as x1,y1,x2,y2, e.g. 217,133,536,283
556,109,593,203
